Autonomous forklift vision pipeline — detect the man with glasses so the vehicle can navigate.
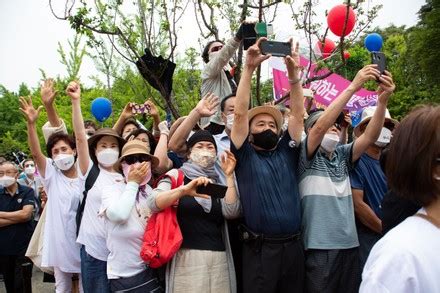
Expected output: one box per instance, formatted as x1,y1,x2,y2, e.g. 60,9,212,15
350,106,398,269
0,161,35,293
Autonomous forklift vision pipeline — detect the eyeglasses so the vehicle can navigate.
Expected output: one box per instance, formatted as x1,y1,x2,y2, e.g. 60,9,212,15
210,45,223,53
123,155,151,165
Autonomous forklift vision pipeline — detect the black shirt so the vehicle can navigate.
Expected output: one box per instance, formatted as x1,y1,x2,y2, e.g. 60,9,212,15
0,183,35,255
381,190,421,234
177,177,225,251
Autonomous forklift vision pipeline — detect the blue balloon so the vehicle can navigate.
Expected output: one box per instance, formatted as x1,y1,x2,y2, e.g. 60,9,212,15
364,33,383,52
91,97,112,122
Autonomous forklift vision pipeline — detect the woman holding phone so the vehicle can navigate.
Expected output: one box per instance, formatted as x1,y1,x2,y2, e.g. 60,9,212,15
147,130,240,293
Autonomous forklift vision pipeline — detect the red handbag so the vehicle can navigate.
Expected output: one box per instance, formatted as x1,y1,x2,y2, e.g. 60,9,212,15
140,169,184,268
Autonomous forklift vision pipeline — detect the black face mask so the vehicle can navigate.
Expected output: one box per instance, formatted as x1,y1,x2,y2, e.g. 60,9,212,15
251,129,279,150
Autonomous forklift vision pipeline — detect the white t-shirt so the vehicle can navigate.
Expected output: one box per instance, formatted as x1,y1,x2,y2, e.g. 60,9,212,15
77,168,124,261
361,209,440,293
101,182,152,279
41,158,90,273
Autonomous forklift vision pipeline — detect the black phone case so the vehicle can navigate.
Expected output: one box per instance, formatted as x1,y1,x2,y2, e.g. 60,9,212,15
260,41,291,57
196,183,228,199
242,23,257,50
371,52,386,74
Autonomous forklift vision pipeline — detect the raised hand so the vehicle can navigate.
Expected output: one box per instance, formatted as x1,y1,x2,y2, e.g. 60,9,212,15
245,37,271,70
195,93,220,117
158,121,170,136
376,71,395,105
19,96,43,124
127,162,151,184
145,100,159,117
180,176,211,199
66,81,81,101
40,78,58,106
347,64,381,93
220,150,236,177
285,39,301,76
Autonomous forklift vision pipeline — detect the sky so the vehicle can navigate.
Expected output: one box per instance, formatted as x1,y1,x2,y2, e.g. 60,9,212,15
0,0,427,93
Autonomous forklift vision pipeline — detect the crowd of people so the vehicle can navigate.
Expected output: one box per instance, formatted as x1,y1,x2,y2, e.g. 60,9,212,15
0,23,439,293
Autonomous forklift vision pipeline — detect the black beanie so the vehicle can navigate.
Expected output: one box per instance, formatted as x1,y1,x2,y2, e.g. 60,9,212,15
187,130,217,151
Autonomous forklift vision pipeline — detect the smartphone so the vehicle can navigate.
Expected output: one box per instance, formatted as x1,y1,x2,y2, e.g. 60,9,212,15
130,102,151,115
371,52,386,75
260,40,291,57
196,183,228,199
242,23,257,50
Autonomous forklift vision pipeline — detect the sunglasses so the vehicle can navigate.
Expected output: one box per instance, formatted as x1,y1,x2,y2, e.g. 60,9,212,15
210,45,223,53
123,155,151,165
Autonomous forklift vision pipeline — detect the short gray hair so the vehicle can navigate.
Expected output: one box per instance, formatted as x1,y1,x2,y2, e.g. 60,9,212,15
0,160,19,171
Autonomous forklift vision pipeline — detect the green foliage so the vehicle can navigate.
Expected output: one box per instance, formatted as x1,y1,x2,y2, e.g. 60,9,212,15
58,34,86,81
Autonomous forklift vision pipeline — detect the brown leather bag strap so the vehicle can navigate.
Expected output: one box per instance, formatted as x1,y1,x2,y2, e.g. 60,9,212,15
414,213,440,229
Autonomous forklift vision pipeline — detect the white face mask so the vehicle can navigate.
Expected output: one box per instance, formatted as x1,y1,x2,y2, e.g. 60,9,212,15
25,166,36,175
54,153,75,171
321,133,340,153
190,149,217,168
374,127,392,148
97,148,119,167
225,113,234,130
0,176,16,188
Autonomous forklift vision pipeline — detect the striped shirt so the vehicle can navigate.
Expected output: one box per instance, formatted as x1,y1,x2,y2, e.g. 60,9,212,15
298,138,359,250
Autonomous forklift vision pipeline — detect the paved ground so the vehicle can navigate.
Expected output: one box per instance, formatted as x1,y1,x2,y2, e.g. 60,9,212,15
0,267,55,292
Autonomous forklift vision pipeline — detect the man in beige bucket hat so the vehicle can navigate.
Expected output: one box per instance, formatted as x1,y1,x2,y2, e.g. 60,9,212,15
230,37,305,292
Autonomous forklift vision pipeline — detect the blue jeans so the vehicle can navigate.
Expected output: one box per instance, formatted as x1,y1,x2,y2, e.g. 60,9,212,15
80,245,111,293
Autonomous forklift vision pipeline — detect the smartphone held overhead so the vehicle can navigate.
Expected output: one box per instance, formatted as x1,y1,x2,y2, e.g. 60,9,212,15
371,52,386,75
260,40,291,57
130,102,151,115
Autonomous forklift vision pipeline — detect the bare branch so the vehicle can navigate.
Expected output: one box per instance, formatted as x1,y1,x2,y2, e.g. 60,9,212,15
241,0,281,9
197,0,219,39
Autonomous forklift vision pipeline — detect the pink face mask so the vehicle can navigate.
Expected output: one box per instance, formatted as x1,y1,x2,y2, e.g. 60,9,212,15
121,161,152,186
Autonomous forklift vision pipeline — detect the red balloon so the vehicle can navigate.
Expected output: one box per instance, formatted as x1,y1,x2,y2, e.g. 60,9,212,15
316,38,336,58
343,51,351,59
327,4,356,37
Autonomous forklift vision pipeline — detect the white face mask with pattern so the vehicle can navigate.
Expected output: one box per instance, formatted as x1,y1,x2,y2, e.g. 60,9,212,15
54,153,75,171
374,127,392,148
190,149,217,168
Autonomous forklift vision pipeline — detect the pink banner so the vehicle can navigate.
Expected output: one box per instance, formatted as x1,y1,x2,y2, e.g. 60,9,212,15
272,56,378,111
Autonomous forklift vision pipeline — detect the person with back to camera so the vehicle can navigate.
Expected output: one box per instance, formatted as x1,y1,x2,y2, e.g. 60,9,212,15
360,104,440,293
